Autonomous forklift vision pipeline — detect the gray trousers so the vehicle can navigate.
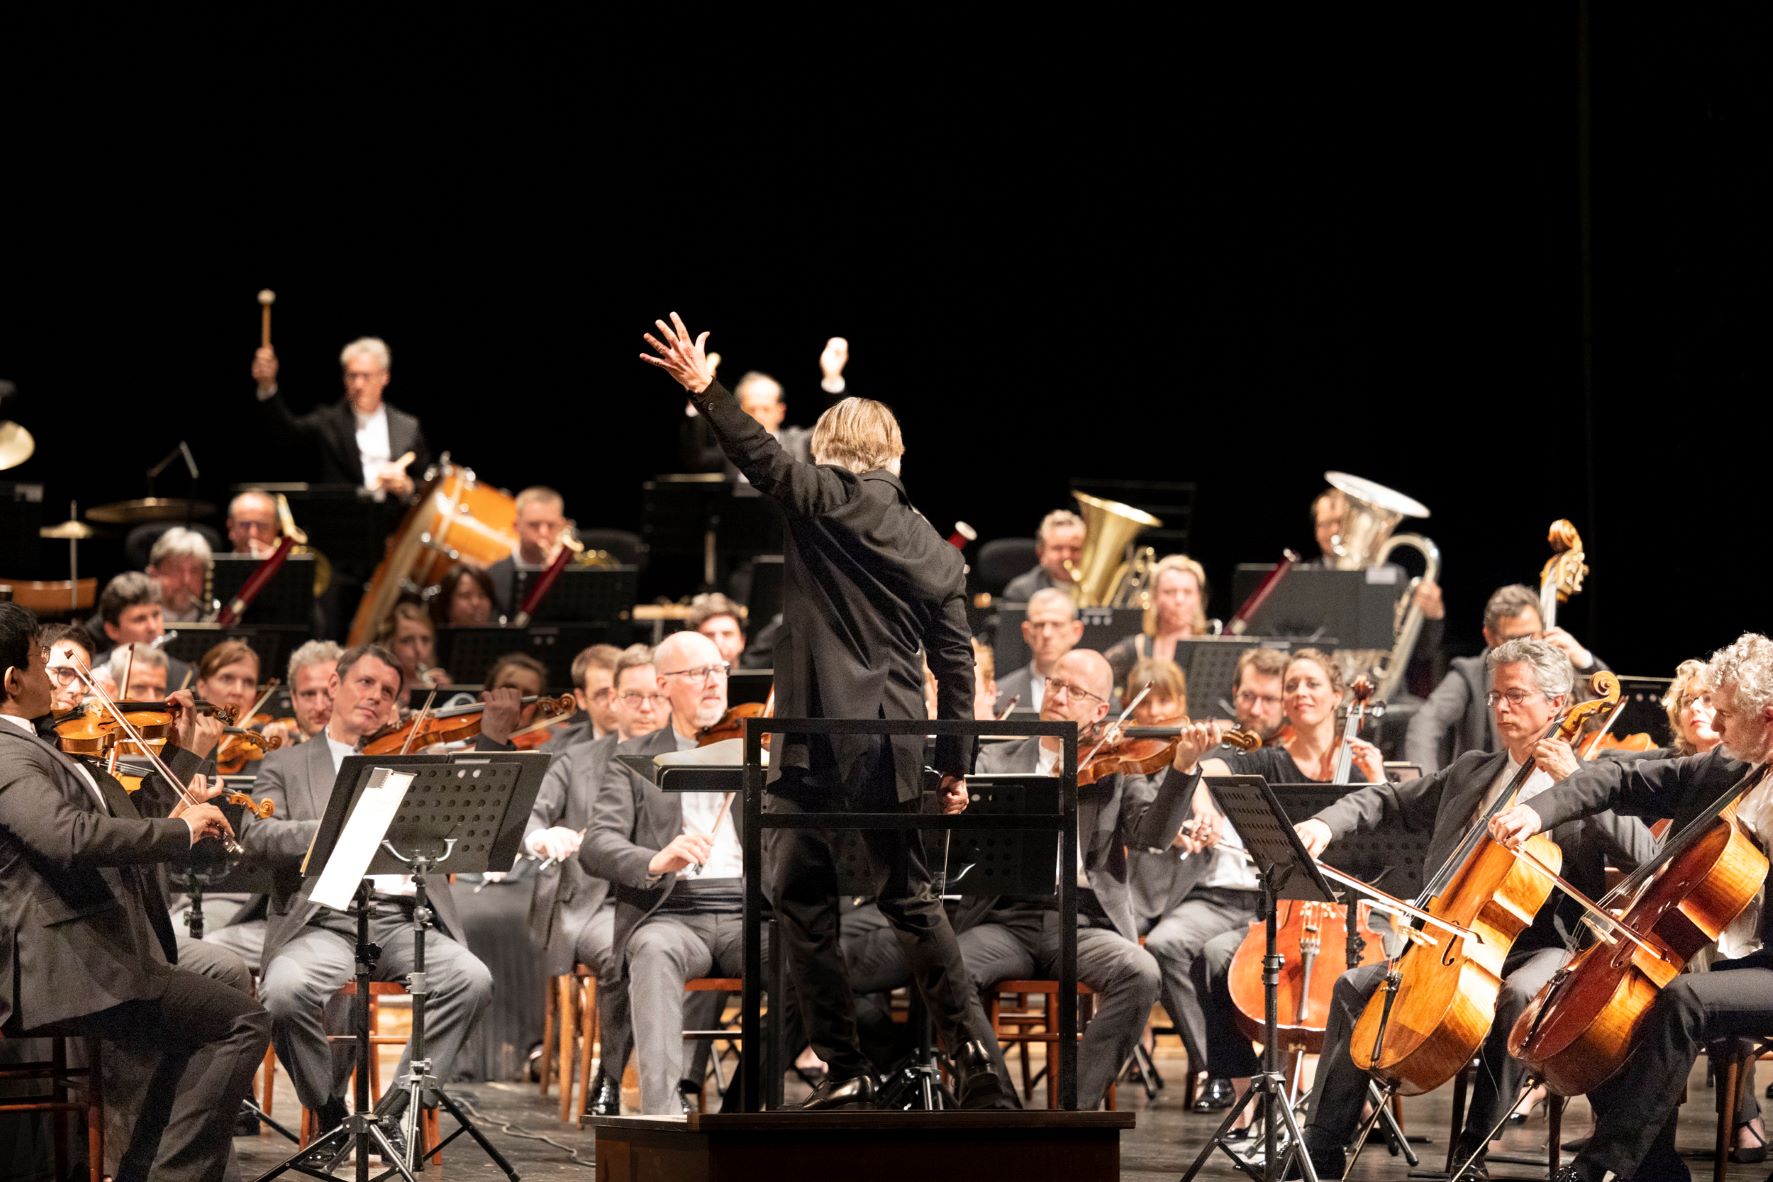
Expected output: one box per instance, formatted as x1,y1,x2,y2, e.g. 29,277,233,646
625,911,749,1115
1142,887,1259,1070
959,909,1160,1107
1305,943,1567,1155
260,907,493,1114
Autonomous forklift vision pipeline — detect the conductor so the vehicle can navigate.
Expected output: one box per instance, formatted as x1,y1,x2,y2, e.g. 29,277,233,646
642,312,1010,1109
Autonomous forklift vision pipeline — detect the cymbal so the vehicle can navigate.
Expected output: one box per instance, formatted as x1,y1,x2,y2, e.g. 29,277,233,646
40,519,101,540
87,497,217,525
0,421,34,470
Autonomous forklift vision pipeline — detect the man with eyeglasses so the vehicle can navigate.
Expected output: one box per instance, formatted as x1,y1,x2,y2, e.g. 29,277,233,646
995,586,1084,715
1489,632,1773,1182
40,622,97,715
642,314,1010,1112
542,644,623,754
959,647,1197,1108
524,644,668,1115
1231,646,1289,742
1406,583,1608,774
1283,638,1652,1180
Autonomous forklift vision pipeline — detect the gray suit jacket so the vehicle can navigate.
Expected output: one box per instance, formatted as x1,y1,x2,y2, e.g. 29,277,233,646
1405,650,1613,774
252,736,466,965
1311,748,1655,950
526,733,616,975
1001,565,1062,604
0,725,188,1033
962,736,1192,941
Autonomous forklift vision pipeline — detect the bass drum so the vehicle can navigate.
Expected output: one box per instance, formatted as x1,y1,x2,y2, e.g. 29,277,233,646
347,458,518,646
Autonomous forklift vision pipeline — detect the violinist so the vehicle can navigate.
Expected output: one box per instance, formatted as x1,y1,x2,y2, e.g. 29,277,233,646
1001,508,1086,603
92,571,192,689
1285,639,1652,1180
960,648,1187,1109
1489,633,1773,1182
1230,646,1289,742
276,638,342,745
486,486,567,617
194,639,259,720
252,335,430,495
524,643,665,1116
42,622,97,715
1406,583,1607,774
541,643,623,753
105,642,169,702
485,651,549,736
1104,554,1210,692
0,603,267,1182
254,643,495,1149
145,526,214,623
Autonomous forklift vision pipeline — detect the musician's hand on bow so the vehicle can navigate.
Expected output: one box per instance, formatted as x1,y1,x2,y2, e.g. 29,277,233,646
530,826,583,863
1295,818,1333,858
641,312,716,395
175,799,235,847
1349,738,1385,782
168,689,223,759
1532,737,1581,782
479,686,523,746
1488,803,1543,849
650,832,715,877
252,346,279,394
1170,720,1225,773
939,774,969,815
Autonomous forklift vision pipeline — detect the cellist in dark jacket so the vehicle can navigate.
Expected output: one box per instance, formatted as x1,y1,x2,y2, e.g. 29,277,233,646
641,311,1010,1109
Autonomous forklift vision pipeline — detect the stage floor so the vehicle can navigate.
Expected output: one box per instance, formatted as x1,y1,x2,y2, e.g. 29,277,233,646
233,1044,1762,1180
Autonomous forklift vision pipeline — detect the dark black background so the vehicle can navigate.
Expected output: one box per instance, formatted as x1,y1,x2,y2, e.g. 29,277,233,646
3,7,1765,672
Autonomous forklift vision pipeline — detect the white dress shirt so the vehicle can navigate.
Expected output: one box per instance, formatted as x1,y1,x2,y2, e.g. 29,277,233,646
1717,766,1773,960
353,405,392,491
674,728,742,880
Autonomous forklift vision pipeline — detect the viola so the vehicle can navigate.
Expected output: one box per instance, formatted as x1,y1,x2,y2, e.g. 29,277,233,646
1329,677,1376,786
1347,672,1622,1095
361,692,575,756
215,728,282,775
1509,763,1769,1097
1075,717,1260,788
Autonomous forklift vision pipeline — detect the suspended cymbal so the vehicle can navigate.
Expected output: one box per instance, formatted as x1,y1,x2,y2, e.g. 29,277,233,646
40,518,102,540
0,421,33,470
88,497,216,525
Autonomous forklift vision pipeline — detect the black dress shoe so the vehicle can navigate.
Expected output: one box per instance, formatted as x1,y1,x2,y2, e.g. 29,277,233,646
1193,1077,1237,1111
233,1108,262,1137
373,1117,408,1166
952,1039,1017,1111
794,1072,877,1110
585,1070,621,1117
1281,1130,1344,1181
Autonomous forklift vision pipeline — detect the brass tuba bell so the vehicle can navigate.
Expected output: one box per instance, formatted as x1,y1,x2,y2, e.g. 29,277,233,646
1322,471,1440,701
1064,491,1164,608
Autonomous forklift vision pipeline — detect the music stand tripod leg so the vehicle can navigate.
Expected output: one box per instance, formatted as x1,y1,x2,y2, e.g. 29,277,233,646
1446,1075,1539,1182
1341,1080,1396,1178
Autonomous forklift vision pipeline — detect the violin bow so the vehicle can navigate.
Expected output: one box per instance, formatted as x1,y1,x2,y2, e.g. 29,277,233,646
398,687,441,756
1082,685,1150,766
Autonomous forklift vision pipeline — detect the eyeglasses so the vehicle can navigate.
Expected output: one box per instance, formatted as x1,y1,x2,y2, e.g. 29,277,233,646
46,665,81,686
617,691,668,706
1045,678,1105,705
659,662,730,682
1235,690,1282,708
1486,688,1545,708
1681,694,1714,711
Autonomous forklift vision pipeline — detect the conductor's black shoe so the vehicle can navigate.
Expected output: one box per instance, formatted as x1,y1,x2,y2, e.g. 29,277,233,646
794,1072,877,1110
585,1070,621,1117
953,1039,1016,1110
1194,1077,1237,1111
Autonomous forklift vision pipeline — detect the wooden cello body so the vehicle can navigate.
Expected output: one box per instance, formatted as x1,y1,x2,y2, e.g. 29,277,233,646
1229,900,1386,1053
1509,799,1768,1096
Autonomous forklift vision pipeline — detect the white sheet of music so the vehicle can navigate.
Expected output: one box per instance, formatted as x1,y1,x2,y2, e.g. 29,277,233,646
307,767,416,912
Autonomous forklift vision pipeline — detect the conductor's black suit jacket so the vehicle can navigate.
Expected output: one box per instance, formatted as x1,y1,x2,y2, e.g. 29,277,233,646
257,391,431,487
691,380,974,802
0,723,188,1034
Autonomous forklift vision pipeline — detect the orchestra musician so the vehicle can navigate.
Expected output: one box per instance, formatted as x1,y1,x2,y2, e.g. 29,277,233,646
541,643,623,754
688,592,748,667
641,312,1009,1111
1230,646,1289,742
1104,554,1210,692
971,638,1000,721
524,644,667,1116
378,601,450,707
92,571,193,689
486,486,568,618
224,489,281,557
273,639,342,745
430,562,498,628
0,602,266,1182
1489,632,1773,1182
1406,583,1606,774
1283,638,1653,1179
995,586,1084,715
43,622,98,715
1001,508,1086,603
252,335,430,496
145,527,214,624
105,643,170,701
193,640,260,721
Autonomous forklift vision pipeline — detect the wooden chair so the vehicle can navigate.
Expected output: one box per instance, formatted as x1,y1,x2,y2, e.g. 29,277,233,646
684,976,744,1110
538,964,600,1125
299,981,440,1159
1443,1058,1563,1177
1712,1036,1773,1182
0,1032,104,1182
986,979,1114,1109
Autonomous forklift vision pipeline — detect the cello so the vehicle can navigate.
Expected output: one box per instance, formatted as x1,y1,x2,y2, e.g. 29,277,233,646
1508,763,1769,1096
1348,673,1623,1095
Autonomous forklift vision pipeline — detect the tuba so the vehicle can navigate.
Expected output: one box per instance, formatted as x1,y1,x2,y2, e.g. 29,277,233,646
1065,491,1163,608
1322,472,1441,701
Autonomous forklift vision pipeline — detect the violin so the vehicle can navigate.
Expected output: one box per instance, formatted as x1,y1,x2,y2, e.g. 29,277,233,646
1347,672,1622,1095
361,692,575,756
54,698,236,758
215,728,282,775
696,687,776,749
1075,715,1261,788
1509,762,1769,1097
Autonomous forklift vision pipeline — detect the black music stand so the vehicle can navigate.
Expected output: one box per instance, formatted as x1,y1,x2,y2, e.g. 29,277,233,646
1179,774,1338,1182
251,751,542,1182
510,564,638,625
210,553,318,626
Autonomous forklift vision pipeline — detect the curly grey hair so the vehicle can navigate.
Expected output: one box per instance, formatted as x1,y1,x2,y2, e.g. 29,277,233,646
1707,633,1773,718
1486,636,1573,698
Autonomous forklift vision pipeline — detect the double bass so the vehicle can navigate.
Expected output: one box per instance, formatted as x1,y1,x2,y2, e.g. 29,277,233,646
1348,673,1622,1095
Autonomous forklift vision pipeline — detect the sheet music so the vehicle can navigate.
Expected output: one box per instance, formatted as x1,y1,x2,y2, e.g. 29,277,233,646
307,767,415,911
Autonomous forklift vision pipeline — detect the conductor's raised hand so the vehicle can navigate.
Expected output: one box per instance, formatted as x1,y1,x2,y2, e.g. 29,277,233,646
649,832,714,877
252,346,279,393
640,312,716,394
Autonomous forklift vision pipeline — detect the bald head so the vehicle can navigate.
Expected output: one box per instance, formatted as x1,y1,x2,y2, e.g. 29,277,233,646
1060,649,1114,702
655,629,728,735
1040,647,1113,735
655,629,722,673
